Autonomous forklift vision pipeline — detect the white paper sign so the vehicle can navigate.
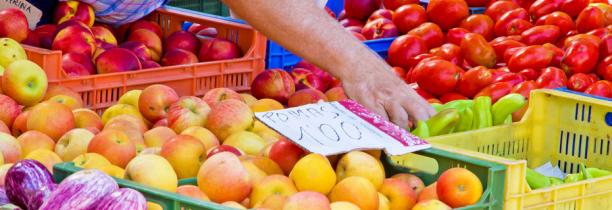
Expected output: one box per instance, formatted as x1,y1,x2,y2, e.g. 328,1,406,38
255,100,430,156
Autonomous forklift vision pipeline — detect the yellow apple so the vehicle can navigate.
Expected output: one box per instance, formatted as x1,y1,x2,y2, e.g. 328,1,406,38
0,132,21,163
330,201,360,210
176,185,210,201
72,108,103,132
99,164,125,178
250,175,297,208
221,201,247,209
259,194,287,210
250,99,284,112
378,193,390,210
336,151,385,189
289,153,336,194
55,128,94,161
240,93,257,106
223,131,267,155
241,160,267,185
118,89,142,111
160,135,206,179
180,126,219,151
125,154,178,192
72,153,111,170
25,149,62,173
379,177,417,210
412,200,451,210
2,60,47,106
239,155,283,175
329,176,379,210
17,130,55,158
0,163,13,186
197,152,251,203
283,191,331,210
101,103,145,125
144,126,176,147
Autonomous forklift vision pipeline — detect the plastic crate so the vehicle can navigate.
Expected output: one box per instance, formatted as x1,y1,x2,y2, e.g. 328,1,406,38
53,162,232,210
166,0,230,16
555,87,612,102
419,0,486,14
425,89,612,210
20,6,266,113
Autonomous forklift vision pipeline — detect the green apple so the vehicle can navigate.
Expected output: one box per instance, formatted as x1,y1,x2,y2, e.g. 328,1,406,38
1,60,48,106
0,38,27,68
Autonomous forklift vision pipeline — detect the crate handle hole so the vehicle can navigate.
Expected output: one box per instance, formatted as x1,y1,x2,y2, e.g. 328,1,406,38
605,112,612,126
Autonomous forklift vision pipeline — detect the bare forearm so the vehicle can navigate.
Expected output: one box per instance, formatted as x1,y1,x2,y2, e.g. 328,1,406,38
222,0,393,82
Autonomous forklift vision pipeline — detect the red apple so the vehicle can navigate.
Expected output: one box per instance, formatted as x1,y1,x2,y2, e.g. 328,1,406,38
202,88,242,106
62,53,96,77
207,145,243,158
139,84,180,122
344,0,382,21
96,48,142,74
53,0,95,27
362,18,399,40
52,24,96,56
263,138,305,175
165,31,200,54
0,8,29,42
167,96,211,133
291,68,326,92
161,49,199,66
251,70,296,104
87,129,136,168
198,38,243,61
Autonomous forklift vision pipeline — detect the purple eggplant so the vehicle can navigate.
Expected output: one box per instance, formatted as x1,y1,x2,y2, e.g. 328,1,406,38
95,188,147,210
5,160,54,210
39,169,118,210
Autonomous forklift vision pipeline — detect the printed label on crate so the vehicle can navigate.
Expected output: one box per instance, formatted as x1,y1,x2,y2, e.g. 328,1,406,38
255,100,430,156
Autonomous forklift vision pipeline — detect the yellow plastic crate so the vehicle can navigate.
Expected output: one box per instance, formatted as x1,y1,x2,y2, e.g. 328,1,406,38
425,89,612,210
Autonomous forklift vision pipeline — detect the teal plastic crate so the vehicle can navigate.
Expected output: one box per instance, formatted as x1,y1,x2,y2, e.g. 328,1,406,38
167,0,230,16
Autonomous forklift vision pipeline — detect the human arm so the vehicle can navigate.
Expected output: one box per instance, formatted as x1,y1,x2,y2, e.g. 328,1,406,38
223,0,435,127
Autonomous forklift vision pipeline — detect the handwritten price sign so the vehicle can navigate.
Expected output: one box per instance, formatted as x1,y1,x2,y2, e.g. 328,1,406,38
255,100,430,156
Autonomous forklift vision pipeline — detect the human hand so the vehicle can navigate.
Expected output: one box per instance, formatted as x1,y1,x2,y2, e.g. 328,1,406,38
342,67,436,128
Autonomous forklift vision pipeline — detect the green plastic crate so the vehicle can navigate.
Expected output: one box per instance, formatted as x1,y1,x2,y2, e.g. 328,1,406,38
166,0,230,16
53,146,505,210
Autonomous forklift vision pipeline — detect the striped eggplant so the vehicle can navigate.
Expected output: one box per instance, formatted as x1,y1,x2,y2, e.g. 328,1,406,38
5,160,54,210
95,188,147,210
0,187,10,205
39,169,118,210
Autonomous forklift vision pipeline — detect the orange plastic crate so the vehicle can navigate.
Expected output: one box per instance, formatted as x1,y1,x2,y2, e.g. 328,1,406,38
22,6,266,113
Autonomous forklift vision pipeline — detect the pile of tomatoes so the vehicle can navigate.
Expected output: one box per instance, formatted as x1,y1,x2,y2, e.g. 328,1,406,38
380,0,611,102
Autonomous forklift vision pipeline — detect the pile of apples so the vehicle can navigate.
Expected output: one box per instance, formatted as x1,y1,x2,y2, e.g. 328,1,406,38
0,0,242,77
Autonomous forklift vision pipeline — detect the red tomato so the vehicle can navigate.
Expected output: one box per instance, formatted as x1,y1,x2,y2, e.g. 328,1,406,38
568,73,596,92
576,6,606,33
408,22,445,49
542,43,564,67
494,8,529,37
506,19,533,36
586,28,609,40
564,34,602,49
457,66,494,98
410,83,436,99
494,73,526,86
392,4,427,34
440,92,469,103
475,82,514,103
535,12,575,37
596,55,612,81
518,68,538,80
503,46,526,63
413,59,464,96
446,28,470,46
387,35,429,70
529,0,563,20
600,35,612,58
491,68,513,81
383,0,420,11
427,98,443,104
536,67,568,89
508,46,554,72
491,40,526,63
459,14,495,41
589,0,609,3
426,0,469,31
584,80,612,98
560,0,590,18
561,41,600,74
461,33,497,68
589,3,612,26
485,1,520,21
393,67,407,78
466,0,490,7
521,25,561,45
511,80,538,99
430,43,463,66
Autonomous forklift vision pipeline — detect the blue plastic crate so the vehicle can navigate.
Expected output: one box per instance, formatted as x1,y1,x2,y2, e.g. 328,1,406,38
419,0,485,14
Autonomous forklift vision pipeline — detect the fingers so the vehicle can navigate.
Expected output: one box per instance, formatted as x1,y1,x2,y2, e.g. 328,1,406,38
385,102,409,128
400,88,436,122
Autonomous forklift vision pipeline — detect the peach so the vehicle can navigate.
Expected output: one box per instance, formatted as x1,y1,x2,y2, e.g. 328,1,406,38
239,155,283,175
27,101,75,141
330,202,360,210
202,88,242,106
72,152,111,169
34,24,57,49
240,93,258,106
329,176,379,210
165,30,200,53
72,108,104,132
143,126,176,147
0,132,21,163
91,26,117,46
0,163,13,186
48,94,84,110
250,175,297,208
125,154,178,192
120,41,153,61
250,99,284,112
61,53,96,76
129,20,163,39
325,87,348,102
362,18,399,40
161,49,199,66
418,182,438,202
379,178,418,210
197,152,252,203
259,194,287,210
223,131,267,155
378,193,390,210
160,135,206,178
291,68,326,92
11,110,29,136
262,139,305,175
204,99,254,140
53,1,95,27
139,84,180,122
127,29,162,61
52,24,96,56
180,126,219,151
55,128,94,161
96,48,142,74
176,185,210,201
336,151,385,189
0,8,29,42
412,200,451,210
87,129,136,167
283,191,331,210
392,173,425,195
251,70,295,104
167,96,210,133
289,153,336,194
142,60,161,69
288,88,328,107
17,130,55,157
198,37,243,61
101,103,145,125
436,168,483,208
0,94,21,128
24,149,62,173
